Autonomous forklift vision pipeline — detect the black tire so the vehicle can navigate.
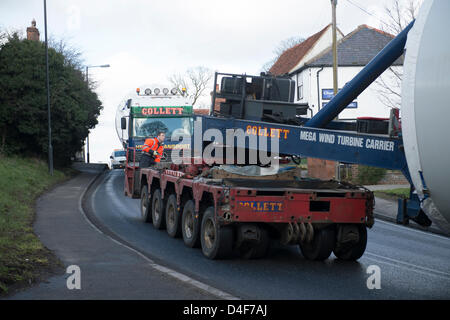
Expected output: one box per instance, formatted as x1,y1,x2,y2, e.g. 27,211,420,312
333,224,367,261
151,189,166,230
165,194,181,238
200,207,233,259
140,186,151,223
237,227,270,259
182,200,201,248
300,227,335,261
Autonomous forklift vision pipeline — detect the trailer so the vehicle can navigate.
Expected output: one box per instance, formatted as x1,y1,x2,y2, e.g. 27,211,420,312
129,158,373,261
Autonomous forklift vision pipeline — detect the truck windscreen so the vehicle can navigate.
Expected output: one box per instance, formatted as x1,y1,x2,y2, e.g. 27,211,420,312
114,150,126,157
133,117,192,140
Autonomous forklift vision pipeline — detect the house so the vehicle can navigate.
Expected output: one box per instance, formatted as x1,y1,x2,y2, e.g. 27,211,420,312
270,24,403,119
193,108,210,116
270,24,344,77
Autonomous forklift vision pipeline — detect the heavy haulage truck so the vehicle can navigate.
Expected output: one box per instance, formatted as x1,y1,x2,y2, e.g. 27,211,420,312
119,80,375,261
119,1,450,262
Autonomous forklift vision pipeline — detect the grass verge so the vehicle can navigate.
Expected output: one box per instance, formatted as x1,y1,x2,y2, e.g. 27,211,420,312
374,188,410,200
0,155,76,295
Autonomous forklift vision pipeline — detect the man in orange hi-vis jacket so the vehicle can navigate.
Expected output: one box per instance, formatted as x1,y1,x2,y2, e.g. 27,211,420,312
140,131,165,168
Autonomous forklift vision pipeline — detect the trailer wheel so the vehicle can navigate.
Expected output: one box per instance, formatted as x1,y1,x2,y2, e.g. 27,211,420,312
200,207,233,259
140,186,151,223
238,227,270,259
333,224,367,261
300,227,335,261
182,200,200,248
151,189,166,230
165,194,181,238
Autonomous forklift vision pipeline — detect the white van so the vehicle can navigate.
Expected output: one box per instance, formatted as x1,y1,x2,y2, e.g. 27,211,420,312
110,149,127,169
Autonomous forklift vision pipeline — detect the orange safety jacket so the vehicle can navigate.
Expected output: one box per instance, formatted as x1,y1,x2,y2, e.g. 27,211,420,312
142,137,164,163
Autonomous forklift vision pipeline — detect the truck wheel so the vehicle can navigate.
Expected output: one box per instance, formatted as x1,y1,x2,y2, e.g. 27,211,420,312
152,189,166,230
182,200,200,248
140,186,151,223
165,194,181,238
200,207,233,259
238,227,270,259
300,227,335,261
333,224,367,261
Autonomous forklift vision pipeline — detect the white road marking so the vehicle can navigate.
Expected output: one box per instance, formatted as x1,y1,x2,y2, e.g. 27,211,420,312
365,251,450,280
374,218,450,241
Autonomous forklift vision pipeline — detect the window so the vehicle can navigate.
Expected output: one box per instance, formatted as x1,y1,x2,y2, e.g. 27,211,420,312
132,117,193,140
297,84,303,100
296,73,303,100
114,150,126,157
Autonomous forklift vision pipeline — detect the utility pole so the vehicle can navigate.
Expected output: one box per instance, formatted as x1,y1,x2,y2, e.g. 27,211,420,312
331,0,338,98
331,0,341,180
85,66,90,163
44,0,53,175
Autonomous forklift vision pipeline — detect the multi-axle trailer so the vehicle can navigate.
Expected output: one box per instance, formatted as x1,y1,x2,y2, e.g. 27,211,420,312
125,156,374,261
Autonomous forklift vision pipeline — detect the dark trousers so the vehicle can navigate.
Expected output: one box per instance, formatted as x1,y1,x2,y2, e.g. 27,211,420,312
139,153,155,168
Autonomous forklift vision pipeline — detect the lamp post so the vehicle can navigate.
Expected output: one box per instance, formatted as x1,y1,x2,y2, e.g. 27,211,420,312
44,0,53,175
85,64,110,163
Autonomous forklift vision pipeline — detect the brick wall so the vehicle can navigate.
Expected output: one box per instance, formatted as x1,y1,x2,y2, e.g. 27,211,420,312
349,165,408,185
212,84,225,114
378,170,409,185
307,158,336,180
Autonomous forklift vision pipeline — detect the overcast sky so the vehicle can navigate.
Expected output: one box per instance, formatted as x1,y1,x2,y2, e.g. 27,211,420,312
1,0,403,163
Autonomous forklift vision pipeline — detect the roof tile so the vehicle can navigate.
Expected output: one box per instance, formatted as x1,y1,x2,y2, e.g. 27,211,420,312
269,24,331,76
305,25,403,68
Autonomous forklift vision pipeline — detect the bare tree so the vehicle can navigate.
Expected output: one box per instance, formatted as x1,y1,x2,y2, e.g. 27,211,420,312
375,66,403,109
261,36,305,72
49,37,84,70
168,66,213,107
374,0,423,109
0,28,23,46
0,29,6,46
380,0,422,36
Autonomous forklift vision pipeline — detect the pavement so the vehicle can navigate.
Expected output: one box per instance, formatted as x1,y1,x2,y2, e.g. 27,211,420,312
364,184,448,236
6,163,216,300
364,184,410,191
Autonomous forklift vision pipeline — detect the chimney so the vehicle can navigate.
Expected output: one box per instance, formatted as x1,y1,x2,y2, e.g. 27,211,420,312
26,19,40,41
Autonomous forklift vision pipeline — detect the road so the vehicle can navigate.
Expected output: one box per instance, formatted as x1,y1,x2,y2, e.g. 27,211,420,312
88,169,450,299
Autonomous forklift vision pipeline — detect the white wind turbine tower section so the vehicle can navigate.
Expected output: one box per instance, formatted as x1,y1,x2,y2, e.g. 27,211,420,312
402,0,450,232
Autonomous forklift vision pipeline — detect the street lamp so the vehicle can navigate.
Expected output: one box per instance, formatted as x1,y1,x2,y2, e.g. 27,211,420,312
85,64,110,163
44,0,53,175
